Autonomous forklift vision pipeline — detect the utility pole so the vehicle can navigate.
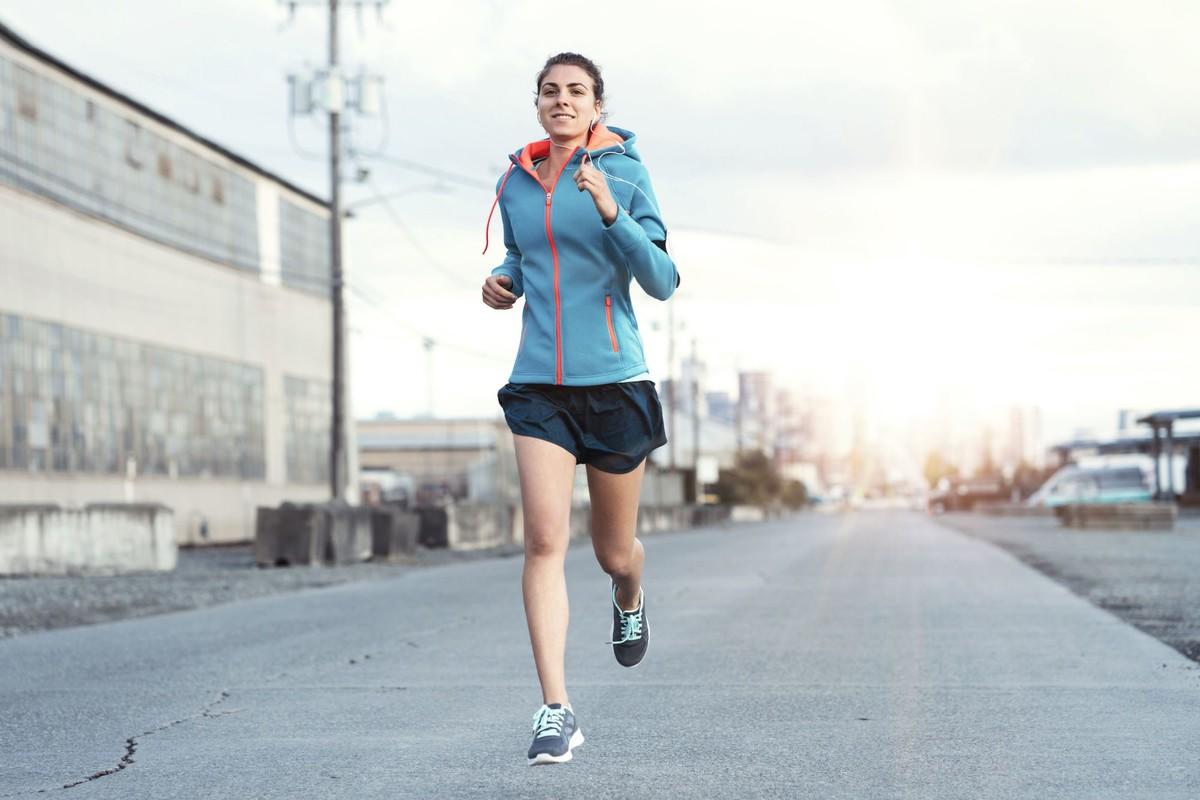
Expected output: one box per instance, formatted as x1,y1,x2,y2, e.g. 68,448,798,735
423,337,435,418
734,363,743,456
328,0,345,502
690,336,701,502
666,299,676,470
283,0,389,501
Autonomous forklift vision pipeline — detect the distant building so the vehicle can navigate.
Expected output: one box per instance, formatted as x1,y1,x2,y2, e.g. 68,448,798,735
704,390,736,426
0,23,352,543
359,416,683,507
1004,405,1044,469
737,370,773,455
358,417,515,506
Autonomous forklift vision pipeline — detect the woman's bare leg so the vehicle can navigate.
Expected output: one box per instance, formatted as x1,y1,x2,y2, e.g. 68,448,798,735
513,434,578,706
587,459,647,611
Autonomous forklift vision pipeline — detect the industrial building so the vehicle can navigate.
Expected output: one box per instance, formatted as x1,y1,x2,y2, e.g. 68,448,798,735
0,22,354,543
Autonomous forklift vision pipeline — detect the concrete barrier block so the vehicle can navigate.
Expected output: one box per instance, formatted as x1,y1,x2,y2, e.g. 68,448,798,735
1058,502,1177,531
254,506,282,567
691,505,733,528
730,505,766,523
510,504,524,546
370,508,419,561
325,505,373,565
256,503,374,566
351,507,374,560
636,507,653,535
0,503,175,576
978,502,1056,517
83,504,176,573
273,503,326,566
447,503,516,550
0,506,56,574
417,507,449,549
568,505,591,541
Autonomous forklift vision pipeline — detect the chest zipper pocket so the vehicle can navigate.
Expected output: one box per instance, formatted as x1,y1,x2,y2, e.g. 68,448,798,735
604,295,619,353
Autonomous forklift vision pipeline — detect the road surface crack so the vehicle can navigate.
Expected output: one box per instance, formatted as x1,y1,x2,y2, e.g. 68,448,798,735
0,688,240,796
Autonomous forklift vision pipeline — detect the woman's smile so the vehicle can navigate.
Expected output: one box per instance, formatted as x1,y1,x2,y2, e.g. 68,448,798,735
536,64,600,144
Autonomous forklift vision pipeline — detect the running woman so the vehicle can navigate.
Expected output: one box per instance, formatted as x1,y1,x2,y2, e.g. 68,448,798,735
480,52,680,765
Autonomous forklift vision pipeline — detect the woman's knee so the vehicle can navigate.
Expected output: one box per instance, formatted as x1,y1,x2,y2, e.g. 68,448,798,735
524,523,568,560
595,545,634,577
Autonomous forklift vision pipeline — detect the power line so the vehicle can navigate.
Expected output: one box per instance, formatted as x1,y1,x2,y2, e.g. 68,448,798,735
345,280,503,363
367,153,495,192
358,173,481,289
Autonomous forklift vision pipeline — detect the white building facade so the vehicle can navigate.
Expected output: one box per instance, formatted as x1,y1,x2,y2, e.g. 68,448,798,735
0,23,354,544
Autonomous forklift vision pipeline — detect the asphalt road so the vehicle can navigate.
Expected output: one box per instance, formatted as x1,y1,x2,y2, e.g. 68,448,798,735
2,511,1198,799
935,511,1200,664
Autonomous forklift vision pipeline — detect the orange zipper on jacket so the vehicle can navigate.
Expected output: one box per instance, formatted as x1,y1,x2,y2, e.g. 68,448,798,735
516,149,576,385
605,295,619,352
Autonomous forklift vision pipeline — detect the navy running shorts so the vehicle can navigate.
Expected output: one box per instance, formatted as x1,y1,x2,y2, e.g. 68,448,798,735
497,381,668,474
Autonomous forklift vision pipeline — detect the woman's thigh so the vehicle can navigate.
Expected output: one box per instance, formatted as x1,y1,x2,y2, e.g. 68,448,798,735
586,459,646,558
513,434,578,554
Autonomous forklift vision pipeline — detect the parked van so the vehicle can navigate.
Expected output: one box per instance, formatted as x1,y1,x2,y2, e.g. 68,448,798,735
1026,456,1153,507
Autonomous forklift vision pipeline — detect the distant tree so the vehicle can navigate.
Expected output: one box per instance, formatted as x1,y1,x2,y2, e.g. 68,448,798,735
1012,460,1056,499
923,451,959,489
975,430,999,478
781,479,809,509
714,450,782,508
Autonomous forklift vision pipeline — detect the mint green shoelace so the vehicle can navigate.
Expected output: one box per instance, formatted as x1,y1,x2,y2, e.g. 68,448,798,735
609,607,643,645
533,705,566,739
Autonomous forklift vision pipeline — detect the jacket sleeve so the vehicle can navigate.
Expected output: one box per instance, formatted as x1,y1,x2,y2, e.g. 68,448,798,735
601,165,679,301
489,199,524,298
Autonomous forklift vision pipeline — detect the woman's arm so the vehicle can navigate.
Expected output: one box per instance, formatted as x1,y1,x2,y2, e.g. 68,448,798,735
600,166,679,301
490,202,525,298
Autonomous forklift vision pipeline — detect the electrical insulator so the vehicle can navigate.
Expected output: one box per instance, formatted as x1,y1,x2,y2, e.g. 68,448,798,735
315,69,346,113
356,74,384,115
287,75,314,115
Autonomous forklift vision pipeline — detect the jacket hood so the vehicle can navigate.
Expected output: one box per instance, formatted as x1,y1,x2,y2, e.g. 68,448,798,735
511,124,640,171
482,125,640,255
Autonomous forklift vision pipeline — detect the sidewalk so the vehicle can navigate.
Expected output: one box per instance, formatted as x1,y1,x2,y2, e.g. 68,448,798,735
1,510,1197,798
0,539,523,639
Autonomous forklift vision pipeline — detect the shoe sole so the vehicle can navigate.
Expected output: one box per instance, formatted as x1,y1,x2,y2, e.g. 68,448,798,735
614,641,648,669
527,729,585,766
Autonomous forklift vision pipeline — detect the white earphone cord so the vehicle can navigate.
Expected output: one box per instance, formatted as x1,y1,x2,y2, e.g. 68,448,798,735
546,121,661,215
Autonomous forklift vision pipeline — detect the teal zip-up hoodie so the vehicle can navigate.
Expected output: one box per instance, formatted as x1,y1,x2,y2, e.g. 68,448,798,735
486,124,679,386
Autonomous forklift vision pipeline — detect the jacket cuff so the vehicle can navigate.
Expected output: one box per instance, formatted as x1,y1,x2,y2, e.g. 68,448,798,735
602,210,649,253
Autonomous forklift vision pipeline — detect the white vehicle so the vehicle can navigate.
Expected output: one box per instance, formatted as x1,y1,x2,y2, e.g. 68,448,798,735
1026,454,1175,507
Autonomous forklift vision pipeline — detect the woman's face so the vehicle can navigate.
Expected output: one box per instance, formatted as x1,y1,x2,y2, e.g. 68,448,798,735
536,64,601,141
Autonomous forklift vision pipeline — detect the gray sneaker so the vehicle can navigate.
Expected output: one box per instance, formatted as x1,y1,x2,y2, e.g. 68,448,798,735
527,703,584,765
609,583,648,668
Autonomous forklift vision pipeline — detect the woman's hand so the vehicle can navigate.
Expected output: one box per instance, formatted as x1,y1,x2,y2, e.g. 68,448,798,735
482,274,517,309
574,160,618,225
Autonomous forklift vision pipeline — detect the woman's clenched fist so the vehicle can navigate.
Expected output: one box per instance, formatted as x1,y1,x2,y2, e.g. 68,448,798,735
482,274,517,309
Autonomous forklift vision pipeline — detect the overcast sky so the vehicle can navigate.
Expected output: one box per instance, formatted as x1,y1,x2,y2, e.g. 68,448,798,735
2,0,1198,453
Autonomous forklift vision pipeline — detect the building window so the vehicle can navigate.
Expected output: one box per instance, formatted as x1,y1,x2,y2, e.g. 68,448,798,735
0,313,266,480
14,64,36,121
124,119,146,169
279,197,331,295
284,375,330,485
0,52,266,277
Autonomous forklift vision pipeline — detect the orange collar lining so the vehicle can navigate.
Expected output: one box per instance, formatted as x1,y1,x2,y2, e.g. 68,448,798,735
517,124,625,171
